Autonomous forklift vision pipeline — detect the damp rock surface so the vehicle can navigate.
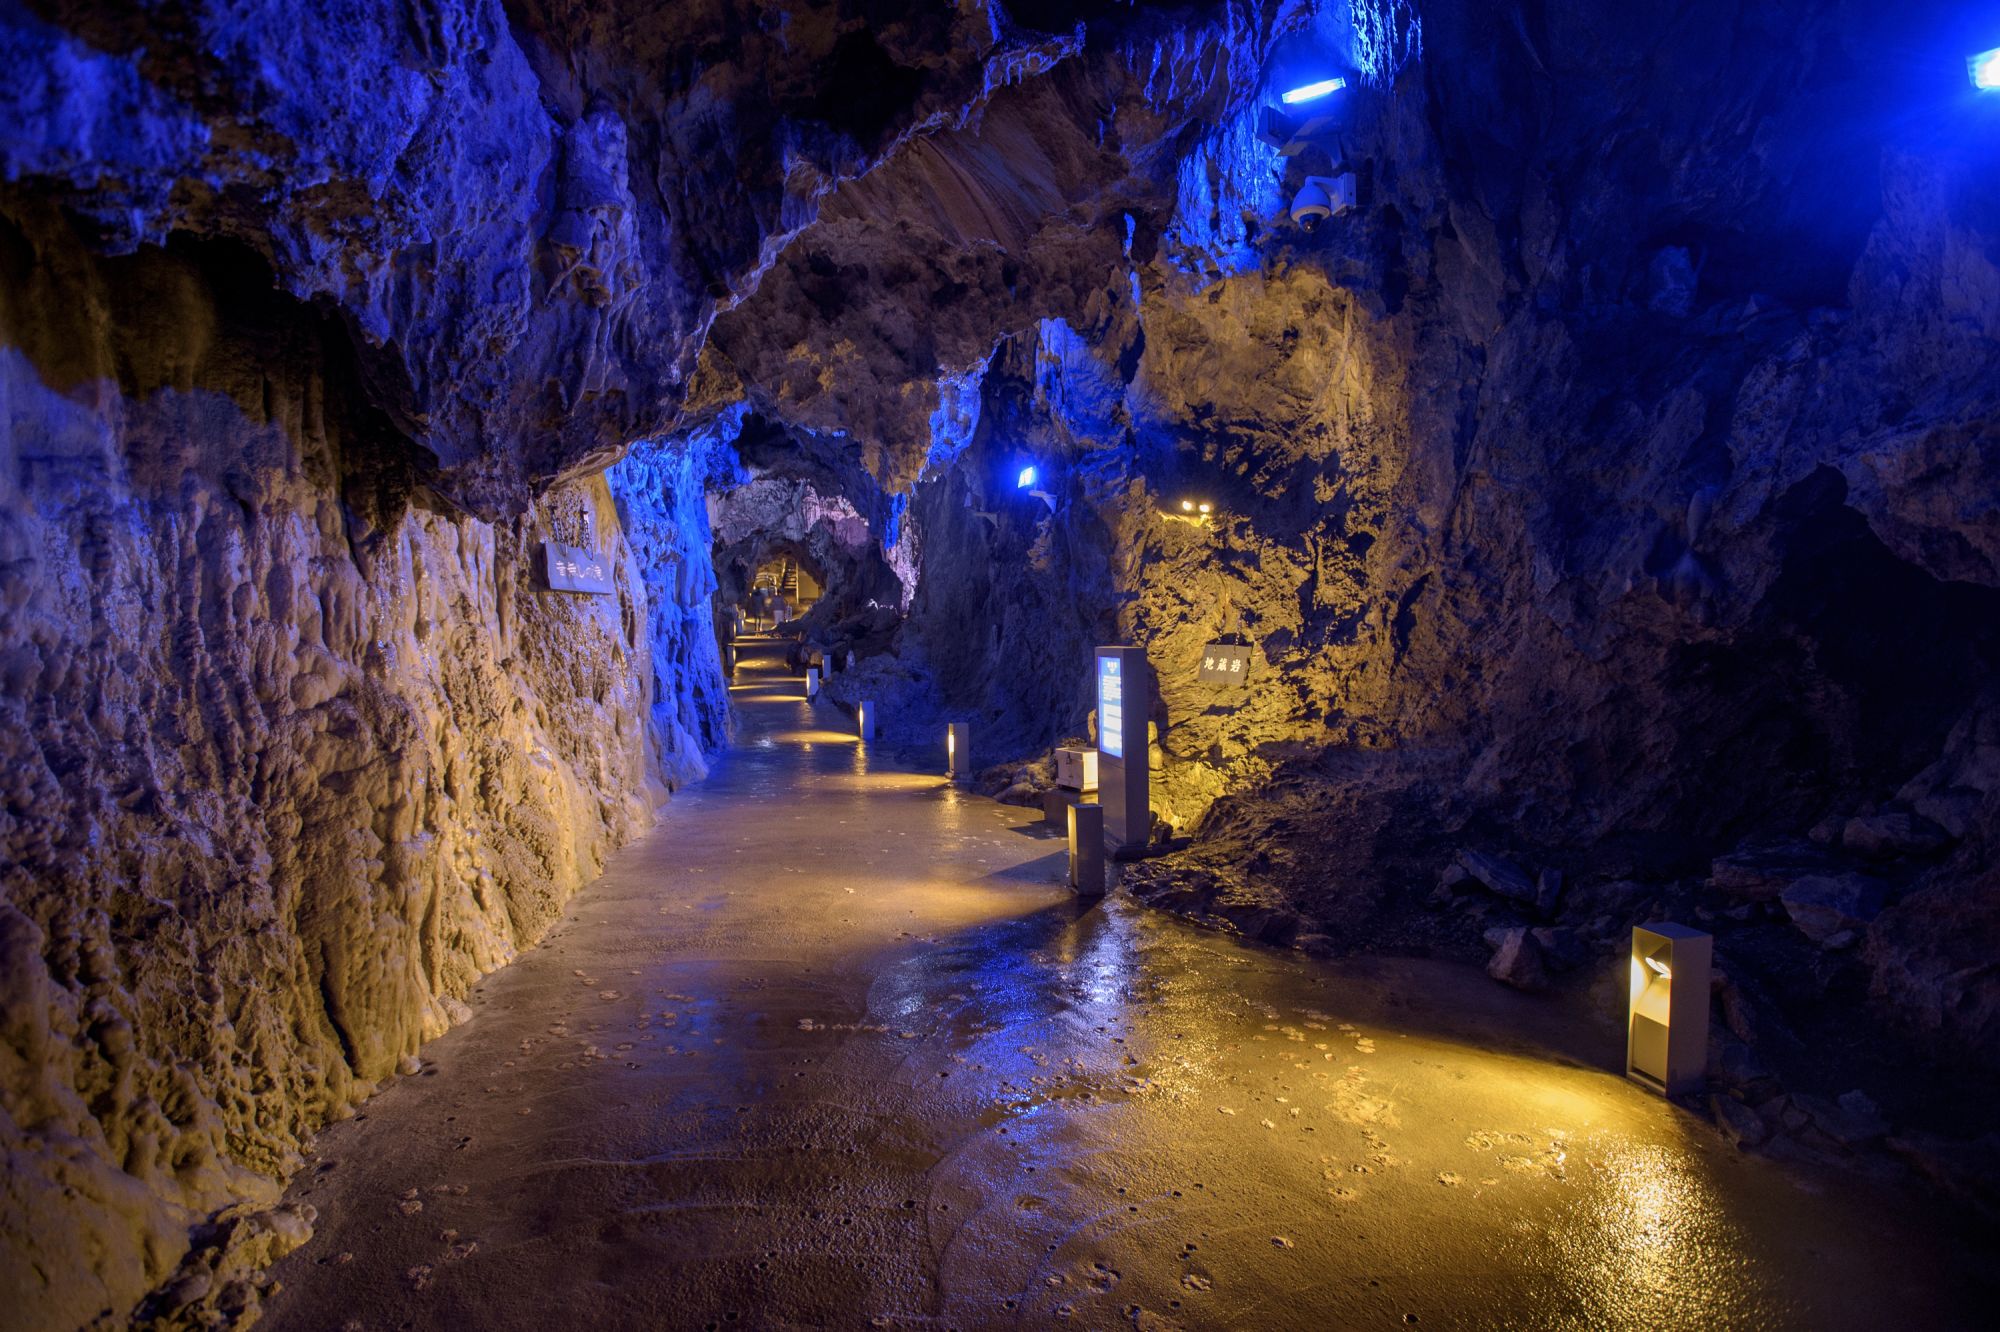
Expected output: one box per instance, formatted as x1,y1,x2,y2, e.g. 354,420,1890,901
0,214,723,1326
261,644,1995,1331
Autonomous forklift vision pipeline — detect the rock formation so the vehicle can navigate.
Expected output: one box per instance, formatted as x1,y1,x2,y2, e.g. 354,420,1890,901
4,0,2000,1324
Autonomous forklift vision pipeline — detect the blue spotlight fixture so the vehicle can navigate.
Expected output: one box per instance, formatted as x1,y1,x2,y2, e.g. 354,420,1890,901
1972,46,2000,90
1016,464,1039,489
1280,76,1346,104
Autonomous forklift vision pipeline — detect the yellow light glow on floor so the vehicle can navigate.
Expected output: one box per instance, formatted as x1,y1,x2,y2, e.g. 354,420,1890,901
767,728,861,745
814,771,947,792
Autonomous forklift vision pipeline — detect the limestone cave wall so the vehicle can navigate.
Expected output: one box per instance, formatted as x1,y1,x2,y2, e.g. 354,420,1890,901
0,202,715,1326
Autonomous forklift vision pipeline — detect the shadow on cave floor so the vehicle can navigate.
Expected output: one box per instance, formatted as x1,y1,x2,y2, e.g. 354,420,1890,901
262,639,1995,1330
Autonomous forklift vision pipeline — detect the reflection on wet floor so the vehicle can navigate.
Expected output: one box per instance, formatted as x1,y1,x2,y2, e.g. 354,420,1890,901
266,638,1992,1331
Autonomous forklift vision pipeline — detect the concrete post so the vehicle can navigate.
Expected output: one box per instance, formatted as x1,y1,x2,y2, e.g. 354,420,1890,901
1044,787,1080,830
1068,802,1105,897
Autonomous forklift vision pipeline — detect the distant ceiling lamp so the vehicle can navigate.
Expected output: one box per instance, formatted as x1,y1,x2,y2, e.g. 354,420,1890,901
1178,499,1214,517
1280,76,1346,104
1972,46,2000,90
1017,464,1039,488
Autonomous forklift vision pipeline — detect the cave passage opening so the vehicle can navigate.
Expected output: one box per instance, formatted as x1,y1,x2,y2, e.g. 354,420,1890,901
747,552,821,625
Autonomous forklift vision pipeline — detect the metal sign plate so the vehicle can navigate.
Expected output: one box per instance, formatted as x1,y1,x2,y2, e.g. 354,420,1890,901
1199,644,1253,684
544,541,614,594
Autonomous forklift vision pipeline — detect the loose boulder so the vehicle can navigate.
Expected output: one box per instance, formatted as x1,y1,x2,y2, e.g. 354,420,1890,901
1780,874,1888,946
1458,851,1560,915
1709,840,1840,900
1840,811,1951,861
1711,1095,1768,1148
1483,926,1549,992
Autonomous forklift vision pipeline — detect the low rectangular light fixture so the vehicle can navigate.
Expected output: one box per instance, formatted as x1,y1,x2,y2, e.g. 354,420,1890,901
1972,47,2000,90
1627,922,1712,1096
1280,77,1345,104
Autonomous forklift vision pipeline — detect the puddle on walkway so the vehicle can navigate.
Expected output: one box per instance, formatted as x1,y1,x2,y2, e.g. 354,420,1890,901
266,641,1994,1331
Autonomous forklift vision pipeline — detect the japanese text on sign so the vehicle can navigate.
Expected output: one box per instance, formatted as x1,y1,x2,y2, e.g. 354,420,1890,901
1199,644,1253,685
543,541,614,595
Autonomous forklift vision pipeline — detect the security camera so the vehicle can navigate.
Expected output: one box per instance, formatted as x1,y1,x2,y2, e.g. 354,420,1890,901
1290,173,1357,232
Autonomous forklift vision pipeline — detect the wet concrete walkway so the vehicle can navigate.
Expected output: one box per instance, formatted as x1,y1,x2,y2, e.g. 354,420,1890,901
267,639,1990,1330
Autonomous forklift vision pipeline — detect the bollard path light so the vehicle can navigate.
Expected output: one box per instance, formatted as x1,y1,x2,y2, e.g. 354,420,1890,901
1627,922,1712,1097
805,666,820,699
856,701,875,740
946,722,970,781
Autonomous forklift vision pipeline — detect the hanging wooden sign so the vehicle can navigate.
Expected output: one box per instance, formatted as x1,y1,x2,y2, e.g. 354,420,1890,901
543,541,614,594
1199,643,1253,684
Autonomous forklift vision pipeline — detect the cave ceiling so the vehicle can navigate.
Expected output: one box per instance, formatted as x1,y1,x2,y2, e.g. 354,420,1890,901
3,0,1303,515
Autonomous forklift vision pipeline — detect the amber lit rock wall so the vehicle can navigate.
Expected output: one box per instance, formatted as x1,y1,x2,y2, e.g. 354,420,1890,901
824,1,2000,1072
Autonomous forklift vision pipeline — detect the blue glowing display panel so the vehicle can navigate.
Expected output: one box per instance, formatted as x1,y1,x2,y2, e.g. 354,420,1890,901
1098,656,1123,758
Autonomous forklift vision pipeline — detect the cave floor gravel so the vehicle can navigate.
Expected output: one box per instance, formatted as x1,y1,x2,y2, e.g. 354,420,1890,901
265,639,1991,1332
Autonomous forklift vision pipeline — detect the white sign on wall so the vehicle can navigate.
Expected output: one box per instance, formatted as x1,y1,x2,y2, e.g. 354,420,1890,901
544,541,614,595
1199,644,1253,684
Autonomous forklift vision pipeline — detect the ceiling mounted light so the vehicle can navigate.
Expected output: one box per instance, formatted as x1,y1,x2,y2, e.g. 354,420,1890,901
1972,46,2000,90
1198,502,1213,515
1181,500,1195,512
1016,464,1039,489
1280,76,1346,104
